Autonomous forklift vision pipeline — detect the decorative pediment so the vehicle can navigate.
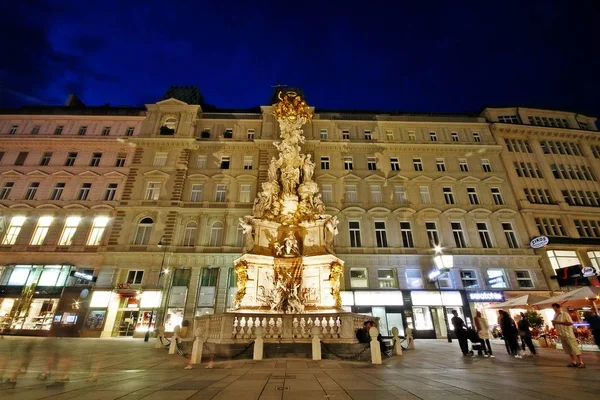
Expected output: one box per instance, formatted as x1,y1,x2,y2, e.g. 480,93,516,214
25,170,49,177
436,176,457,183
364,174,386,182
64,204,89,210
493,208,518,217
341,206,366,214
342,173,361,182
78,171,101,178
468,208,492,217
482,176,504,184
324,206,340,214
36,204,61,209
90,205,115,210
315,173,338,182
211,173,234,182
459,176,481,183
103,171,127,178
156,98,189,106
235,174,258,181
442,207,467,216
388,174,409,182
392,207,416,216
187,173,210,180
0,170,23,177
51,171,75,178
367,206,391,214
8,203,33,209
143,169,171,179
411,175,434,182
416,207,442,217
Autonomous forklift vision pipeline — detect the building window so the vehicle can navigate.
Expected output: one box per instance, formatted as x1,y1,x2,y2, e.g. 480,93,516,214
247,129,255,139
14,152,28,166
370,185,382,203
182,222,197,247
515,270,534,288
30,216,53,246
547,250,579,272
344,156,353,170
390,157,400,171
419,186,431,204
191,184,203,202
429,132,437,142
54,125,63,135
77,183,92,201
535,217,567,237
0,182,14,200
24,182,39,200
491,187,504,205
550,163,595,182
77,126,87,135
367,157,377,171
9,125,18,134
378,269,397,288
514,162,543,178
2,216,26,245
477,222,493,248
505,138,532,153
525,188,552,204
413,158,423,171
153,152,168,167
90,153,102,167
487,269,508,289
443,187,455,204
320,128,328,139
63,152,77,166
39,152,52,166
591,145,600,159
220,156,230,169
104,183,118,201
386,130,394,140
502,222,519,248
50,183,65,200
364,130,372,140
460,270,478,288
467,188,479,205
320,156,330,170
321,184,332,202
406,269,423,289
196,155,207,169
459,158,469,172
58,216,81,246
125,127,135,136
102,126,111,136
587,251,600,273
349,221,361,247
374,221,388,248
345,185,357,203
134,217,153,245
451,132,459,142
400,222,414,248
145,182,161,200
574,220,600,238
87,216,109,246
0,151,4,162
578,121,589,130
114,153,126,167
127,270,144,285
31,125,40,134
224,128,233,138
425,222,440,247
239,184,251,203
395,186,407,204
243,156,253,170
209,221,224,246
350,268,368,288
481,159,492,172
436,158,446,172
452,222,467,248
473,132,481,142
342,129,350,140
215,184,227,202
408,131,416,141
498,115,519,124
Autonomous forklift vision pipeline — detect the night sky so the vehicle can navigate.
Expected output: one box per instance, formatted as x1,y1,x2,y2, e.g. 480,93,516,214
1,0,599,119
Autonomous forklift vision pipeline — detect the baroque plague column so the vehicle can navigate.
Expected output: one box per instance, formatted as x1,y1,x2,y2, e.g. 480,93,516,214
234,91,343,313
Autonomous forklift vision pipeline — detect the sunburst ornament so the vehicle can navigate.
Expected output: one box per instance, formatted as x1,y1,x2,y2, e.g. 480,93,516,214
272,90,312,122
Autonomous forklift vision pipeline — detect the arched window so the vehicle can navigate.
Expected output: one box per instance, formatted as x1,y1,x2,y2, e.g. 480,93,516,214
183,222,197,247
209,221,224,247
134,217,153,245
164,117,177,130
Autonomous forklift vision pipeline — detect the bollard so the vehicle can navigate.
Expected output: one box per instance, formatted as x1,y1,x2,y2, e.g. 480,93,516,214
311,326,322,361
391,327,402,356
169,325,181,355
190,327,205,365
253,326,265,361
406,327,415,349
369,326,382,364
155,326,164,349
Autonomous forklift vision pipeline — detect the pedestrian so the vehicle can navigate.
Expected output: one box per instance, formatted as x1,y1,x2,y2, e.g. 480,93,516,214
584,309,600,350
552,303,585,368
499,310,520,358
516,314,537,357
497,310,511,354
474,310,494,357
451,310,470,356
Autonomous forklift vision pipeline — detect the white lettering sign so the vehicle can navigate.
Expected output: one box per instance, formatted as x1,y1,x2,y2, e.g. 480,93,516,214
530,236,549,249
582,266,597,277
468,292,505,302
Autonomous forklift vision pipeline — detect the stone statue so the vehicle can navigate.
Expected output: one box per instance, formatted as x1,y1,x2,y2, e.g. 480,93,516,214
324,216,339,254
302,154,314,182
267,156,279,183
233,260,249,309
329,262,343,308
283,232,300,257
239,217,255,253
281,165,300,195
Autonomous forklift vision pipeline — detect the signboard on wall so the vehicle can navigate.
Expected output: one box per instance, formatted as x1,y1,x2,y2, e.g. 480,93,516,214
467,291,505,302
530,236,549,249
487,276,505,286
554,264,591,287
168,286,188,307
70,270,97,282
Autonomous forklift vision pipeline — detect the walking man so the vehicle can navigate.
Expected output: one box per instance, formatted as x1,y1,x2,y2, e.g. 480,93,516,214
451,310,470,356
552,303,585,368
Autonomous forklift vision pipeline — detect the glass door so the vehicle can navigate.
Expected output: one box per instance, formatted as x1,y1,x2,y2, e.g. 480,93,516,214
118,311,138,336
431,306,448,338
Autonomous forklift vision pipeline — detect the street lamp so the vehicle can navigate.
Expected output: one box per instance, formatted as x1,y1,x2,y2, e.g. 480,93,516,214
144,237,170,342
431,250,454,343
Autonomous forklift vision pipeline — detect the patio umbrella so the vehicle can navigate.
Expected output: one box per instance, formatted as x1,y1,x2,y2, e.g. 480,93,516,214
488,294,549,309
532,286,600,309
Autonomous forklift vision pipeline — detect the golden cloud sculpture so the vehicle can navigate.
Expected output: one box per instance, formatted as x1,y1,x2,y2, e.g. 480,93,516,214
272,90,313,122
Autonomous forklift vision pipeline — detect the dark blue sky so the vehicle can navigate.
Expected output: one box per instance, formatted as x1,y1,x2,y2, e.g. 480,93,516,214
1,0,599,118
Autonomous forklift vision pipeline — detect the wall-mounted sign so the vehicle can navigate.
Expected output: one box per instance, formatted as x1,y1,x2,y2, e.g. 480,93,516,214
553,264,591,287
487,276,505,286
467,291,505,302
582,266,597,278
530,236,549,249
70,270,97,282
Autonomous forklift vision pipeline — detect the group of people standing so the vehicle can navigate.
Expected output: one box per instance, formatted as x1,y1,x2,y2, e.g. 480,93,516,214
497,310,537,358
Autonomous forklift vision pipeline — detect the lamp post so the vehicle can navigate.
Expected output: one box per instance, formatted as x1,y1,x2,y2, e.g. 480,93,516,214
144,237,170,342
432,249,454,343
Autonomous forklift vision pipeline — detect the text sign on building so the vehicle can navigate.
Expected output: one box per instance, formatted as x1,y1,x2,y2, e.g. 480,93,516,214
467,291,505,302
530,236,549,249
70,270,97,282
487,276,505,286
582,266,597,277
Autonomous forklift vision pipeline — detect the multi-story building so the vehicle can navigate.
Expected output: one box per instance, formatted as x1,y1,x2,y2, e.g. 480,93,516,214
0,95,144,336
482,107,600,299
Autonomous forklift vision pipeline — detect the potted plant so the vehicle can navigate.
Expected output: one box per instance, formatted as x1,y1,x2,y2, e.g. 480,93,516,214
159,126,175,135
524,310,546,347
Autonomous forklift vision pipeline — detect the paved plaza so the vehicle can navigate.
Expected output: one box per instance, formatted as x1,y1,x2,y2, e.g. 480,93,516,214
0,337,599,400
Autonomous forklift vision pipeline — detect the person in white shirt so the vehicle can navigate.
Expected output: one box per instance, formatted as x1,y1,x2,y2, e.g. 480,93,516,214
552,303,585,368
474,311,494,357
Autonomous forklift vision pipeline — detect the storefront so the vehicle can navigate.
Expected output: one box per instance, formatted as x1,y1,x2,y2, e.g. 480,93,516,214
409,290,470,339
466,290,505,331
98,289,163,338
341,290,406,337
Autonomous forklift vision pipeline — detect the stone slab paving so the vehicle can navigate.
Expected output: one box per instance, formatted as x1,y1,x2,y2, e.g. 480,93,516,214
0,337,599,400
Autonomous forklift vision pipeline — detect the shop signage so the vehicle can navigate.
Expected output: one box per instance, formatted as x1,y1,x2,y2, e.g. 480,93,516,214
467,291,505,302
70,270,97,282
530,236,549,249
487,276,505,286
553,264,591,287
582,266,597,277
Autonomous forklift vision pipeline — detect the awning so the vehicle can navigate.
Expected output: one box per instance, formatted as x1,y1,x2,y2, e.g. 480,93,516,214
533,286,600,309
488,294,550,309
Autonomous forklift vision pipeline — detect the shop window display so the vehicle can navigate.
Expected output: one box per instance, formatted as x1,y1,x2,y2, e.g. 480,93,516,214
12,299,57,330
164,308,184,332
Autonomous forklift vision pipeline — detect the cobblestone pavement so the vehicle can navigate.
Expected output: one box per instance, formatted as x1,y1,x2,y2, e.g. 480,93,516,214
0,336,598,400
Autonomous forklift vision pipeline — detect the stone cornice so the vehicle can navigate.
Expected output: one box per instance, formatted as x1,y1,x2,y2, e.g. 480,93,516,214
309,141,503,154
494,124,599,142
0,137,135,150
